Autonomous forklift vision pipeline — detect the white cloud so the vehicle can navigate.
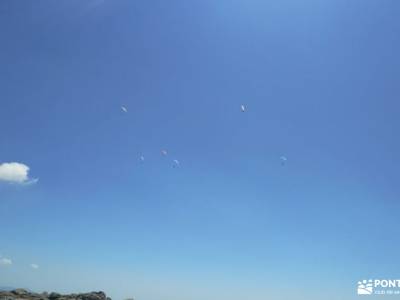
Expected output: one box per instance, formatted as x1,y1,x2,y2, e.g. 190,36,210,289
0,162,38,184
30,263,39,269
0,257,12,266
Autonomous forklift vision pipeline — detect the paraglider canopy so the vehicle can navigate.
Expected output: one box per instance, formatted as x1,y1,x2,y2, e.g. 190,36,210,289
173,159,180,168
241,104,246,112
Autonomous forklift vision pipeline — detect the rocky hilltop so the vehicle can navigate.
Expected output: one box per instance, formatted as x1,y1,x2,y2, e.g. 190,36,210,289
0,289,111,300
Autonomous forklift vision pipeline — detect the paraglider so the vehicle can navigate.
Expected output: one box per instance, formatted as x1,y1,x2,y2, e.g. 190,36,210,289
121,106,128,113
173,159,180,168
139,156,145,162
280,156,287,166
161,150,168,156
241,104,246,112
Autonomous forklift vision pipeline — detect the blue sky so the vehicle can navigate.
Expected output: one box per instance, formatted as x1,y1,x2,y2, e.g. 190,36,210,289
0,0,399,299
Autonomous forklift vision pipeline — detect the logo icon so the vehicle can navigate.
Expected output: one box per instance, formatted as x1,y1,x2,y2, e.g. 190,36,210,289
358,280,373,295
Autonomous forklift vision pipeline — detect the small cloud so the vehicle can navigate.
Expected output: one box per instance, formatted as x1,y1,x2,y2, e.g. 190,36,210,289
0,257,12,266
30,263,39,269
0,162,38,184
23,178,39,186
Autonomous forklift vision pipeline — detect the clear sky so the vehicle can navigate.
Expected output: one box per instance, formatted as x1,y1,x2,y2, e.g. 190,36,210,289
0,1,399,299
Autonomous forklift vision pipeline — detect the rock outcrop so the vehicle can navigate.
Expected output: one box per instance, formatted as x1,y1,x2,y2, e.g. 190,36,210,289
0,290,111,300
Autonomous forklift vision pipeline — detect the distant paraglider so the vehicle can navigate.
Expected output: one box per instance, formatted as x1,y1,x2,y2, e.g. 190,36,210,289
121,106,128,113
173,159,180,168
161,149,168,156
139,155,145,162
241,104,246,112
280,156,287,166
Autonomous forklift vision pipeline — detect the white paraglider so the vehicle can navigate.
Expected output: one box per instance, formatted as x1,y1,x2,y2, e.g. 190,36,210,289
161,150,168,156
241,104,246,112
121,106,128,113
173,159,180,168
